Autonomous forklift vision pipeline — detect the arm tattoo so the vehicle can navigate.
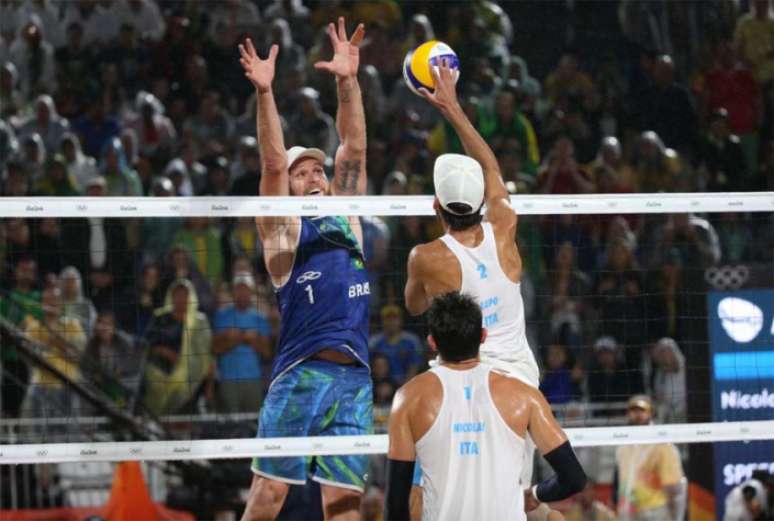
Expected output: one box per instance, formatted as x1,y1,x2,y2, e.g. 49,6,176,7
339,84,351,103
335,159,362,194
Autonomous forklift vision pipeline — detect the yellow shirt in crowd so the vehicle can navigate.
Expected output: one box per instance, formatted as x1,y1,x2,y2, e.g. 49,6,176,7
734,13,774,83
616,443,684,514
24,316,86,387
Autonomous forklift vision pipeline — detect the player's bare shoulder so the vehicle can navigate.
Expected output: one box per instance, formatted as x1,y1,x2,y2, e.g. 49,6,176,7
409,239,457,281
488,370,535,436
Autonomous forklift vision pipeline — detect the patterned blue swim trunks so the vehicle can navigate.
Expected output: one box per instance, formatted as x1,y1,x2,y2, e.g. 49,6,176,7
252,358,373,492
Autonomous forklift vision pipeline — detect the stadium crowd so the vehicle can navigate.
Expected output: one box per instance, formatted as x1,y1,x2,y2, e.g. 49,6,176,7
0,0,773,435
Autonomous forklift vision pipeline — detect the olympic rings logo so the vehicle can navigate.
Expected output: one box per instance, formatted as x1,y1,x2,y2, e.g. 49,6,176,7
296,271,322,284
705,265,750,290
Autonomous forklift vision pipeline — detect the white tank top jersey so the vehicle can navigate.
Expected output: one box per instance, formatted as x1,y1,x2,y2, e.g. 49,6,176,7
416,364,526,521
440,222,538,383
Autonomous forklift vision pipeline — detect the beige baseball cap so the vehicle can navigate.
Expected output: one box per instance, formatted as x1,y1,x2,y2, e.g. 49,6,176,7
433,153,485,215
287,146,326,170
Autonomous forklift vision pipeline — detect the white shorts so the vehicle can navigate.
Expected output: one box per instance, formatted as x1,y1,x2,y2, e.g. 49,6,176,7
479,351,540,389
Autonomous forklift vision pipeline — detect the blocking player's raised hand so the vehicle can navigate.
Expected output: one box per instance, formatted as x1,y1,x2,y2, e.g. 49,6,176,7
239,38,278,93
418,58,460,115
314,17,365,79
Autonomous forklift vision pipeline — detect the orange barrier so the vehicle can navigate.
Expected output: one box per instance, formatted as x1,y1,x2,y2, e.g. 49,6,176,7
0,462,194,521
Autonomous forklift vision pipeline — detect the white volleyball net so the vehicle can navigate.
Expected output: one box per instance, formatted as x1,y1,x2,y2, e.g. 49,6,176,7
1,192,773,518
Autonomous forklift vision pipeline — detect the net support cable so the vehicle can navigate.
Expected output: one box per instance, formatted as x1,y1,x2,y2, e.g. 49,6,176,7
1,192,773,218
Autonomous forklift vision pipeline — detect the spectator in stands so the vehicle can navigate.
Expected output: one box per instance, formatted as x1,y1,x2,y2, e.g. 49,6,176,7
287,86,337,158
538,137,595,194
587,336,641,410
21,132,46,183
623,130,676,192
589,136,632,193
62,0,117,47
99,137,142,196
548,241,591,348
172,217,224,292
1,61,23,119
177,140,208,193
400,14,435,57
142,278,213,415
1,160,30,197
59,266,97,336
116,0,166,43
645,337,687,424
0,0,25,44
183,90,235,150
696,108,749,191
636,55,697,155
21,285,86,419
100,22,151,100
161,244,215,315
83,309,140,404
1,256,41,325
649,213,721,270
34,153,79,196
539,341,583,404
614,395,686,521
118,261,163,336
3,219,35,277
73,96,121,158
18,95,70,153
369,305,423,384
544,52,595,106
481,90,541,180
716,212,754,264
564,478,616,521
0,117,17,166
120,127,139,167
225,217,261,271
208,0,261,48
229,136,261,193
371,353,397,409
702,40,762,173
593,237,646,358
54,21,95,105
124,91,175,164
0,255,40,418
26,0,63,48
61,177,132,310
212,272,271,413
733,0,774,86
31,217,63,279
200,156,231,196
59,132,98,191
8,15,56,98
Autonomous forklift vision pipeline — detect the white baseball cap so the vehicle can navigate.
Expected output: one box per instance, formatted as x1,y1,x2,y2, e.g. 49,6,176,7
287,146,326,170
433,153,485,215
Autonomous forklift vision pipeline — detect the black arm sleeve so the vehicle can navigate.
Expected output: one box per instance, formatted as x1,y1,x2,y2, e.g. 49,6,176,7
385,459,415,521
611,467,619,506
535,440,587,503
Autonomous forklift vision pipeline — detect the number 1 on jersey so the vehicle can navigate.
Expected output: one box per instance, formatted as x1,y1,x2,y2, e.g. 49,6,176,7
305,285,315,304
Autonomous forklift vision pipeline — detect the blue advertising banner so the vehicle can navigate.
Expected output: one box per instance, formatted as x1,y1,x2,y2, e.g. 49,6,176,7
709,289,774,519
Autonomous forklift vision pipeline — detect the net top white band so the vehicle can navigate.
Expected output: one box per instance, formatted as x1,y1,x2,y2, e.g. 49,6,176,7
1,420,772,464
1,192,773,218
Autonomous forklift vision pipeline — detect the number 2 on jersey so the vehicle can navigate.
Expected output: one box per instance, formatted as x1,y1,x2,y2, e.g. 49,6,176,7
477,263,488,280
305,285,315,304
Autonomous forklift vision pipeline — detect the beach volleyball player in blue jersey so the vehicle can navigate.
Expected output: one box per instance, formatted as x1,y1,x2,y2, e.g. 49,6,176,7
238,18,371,521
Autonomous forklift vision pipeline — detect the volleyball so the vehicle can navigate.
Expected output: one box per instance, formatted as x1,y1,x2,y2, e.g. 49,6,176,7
402,40,460,96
